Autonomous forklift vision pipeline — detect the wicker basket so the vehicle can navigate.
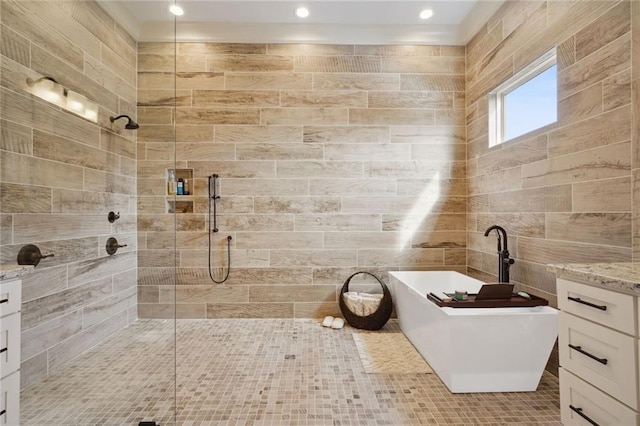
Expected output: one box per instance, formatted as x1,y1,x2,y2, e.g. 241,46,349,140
339,271,392,330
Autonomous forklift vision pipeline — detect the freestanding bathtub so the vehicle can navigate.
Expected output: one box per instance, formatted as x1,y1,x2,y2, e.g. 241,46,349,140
388,271,558,393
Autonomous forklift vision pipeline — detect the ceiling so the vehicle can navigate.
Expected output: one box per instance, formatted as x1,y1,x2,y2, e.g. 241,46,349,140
100,0,506,45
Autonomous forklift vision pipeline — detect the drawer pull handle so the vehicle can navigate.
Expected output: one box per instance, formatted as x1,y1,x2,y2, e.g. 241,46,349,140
0,347,6,354
567,296,607,311
569,405,599,426
568,344,608,365
0,409,5,417
0,298,8,304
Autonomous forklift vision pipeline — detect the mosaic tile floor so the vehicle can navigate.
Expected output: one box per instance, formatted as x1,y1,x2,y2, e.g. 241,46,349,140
21,319,560,425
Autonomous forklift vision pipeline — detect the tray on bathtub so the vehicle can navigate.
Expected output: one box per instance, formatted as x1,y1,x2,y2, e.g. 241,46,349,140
427,292,549,308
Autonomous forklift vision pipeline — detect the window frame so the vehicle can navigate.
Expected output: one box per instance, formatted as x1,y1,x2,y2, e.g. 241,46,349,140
488,48,557,147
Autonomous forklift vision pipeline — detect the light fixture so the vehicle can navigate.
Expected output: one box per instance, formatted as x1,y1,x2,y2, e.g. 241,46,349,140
26,76,99,123
419,9,433,20
295,7,309,18
169,4,184,16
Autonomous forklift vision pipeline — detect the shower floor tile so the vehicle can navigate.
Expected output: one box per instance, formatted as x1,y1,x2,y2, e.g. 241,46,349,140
20,319,560,425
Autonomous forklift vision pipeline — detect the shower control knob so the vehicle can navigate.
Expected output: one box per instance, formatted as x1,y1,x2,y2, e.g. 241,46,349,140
106,237,127,256
108,211,120,223
17,244,54,267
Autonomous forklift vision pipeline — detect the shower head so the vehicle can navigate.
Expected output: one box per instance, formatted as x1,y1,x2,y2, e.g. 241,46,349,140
109,114,139,130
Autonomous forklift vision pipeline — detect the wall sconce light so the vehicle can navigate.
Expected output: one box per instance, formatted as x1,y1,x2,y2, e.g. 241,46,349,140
26,76,99,123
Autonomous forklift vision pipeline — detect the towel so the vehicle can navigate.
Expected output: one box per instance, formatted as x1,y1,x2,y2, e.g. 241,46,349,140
343,292,383,316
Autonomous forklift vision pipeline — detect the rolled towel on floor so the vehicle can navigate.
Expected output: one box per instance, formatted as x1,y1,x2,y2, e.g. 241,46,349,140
321,316,334,327
343,292,383,316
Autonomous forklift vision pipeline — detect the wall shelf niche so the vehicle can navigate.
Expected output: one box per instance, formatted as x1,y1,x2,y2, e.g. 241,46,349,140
166,168,194,213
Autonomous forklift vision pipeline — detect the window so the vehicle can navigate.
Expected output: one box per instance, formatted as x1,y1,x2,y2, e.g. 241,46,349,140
488,49,557,147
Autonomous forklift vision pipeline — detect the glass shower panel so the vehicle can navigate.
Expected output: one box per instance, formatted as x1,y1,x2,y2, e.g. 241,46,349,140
0,1,177,424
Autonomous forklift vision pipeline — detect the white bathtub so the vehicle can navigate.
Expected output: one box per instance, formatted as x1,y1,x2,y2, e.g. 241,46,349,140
388,271,558,393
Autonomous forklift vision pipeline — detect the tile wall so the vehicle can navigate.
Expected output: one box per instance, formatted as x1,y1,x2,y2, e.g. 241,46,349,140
466,1,633,300
0,0,138,387
137,42,467,318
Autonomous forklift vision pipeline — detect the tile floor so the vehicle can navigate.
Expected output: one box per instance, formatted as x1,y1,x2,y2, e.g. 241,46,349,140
21,319,560,425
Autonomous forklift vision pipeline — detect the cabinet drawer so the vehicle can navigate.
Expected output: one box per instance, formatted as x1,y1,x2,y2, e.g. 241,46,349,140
0,312,20,379
0,370,20,426
560,368,638,426
559,312,637,409
0,279,21,318
558,278,635,335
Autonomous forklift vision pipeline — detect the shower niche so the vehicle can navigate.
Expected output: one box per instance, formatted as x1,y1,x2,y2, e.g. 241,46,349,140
166,168,194,213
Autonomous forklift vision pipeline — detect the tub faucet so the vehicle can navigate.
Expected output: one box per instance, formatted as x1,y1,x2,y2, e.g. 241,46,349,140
483,225,515,283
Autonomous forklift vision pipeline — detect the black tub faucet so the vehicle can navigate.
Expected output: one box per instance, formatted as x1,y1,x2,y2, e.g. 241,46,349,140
483,225,515,283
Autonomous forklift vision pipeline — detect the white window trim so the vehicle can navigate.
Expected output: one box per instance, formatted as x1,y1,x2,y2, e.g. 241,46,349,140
488,48,557,147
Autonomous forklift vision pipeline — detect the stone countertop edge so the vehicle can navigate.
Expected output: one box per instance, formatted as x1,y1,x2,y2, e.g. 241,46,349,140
546,262,640,295
0,264,35,280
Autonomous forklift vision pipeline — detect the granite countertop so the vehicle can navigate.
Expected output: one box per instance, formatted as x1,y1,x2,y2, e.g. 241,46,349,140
547,262,640,295
0,264,35,281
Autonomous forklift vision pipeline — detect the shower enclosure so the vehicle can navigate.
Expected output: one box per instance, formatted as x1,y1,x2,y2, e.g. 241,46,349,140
0,1,179,423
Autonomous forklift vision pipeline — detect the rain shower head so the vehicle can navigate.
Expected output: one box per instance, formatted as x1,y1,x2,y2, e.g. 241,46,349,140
109,114,139,130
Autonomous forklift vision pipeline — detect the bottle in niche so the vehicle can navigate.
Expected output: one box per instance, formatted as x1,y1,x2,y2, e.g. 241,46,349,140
184,179,190,195
167,169,176,195
177,178,184,195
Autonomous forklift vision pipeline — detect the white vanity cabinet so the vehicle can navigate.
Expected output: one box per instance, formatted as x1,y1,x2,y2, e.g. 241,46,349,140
0,277,21,426
557,277,640,425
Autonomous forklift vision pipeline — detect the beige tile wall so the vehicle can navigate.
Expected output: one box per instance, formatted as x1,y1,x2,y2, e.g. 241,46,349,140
137,42,467,318
0,0,138,388
466,1,634,373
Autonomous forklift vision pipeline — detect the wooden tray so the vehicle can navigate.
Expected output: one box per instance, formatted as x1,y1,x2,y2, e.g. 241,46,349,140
427,292,549,308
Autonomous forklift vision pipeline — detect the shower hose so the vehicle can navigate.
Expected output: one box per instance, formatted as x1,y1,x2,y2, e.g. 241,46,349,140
208,174,231,283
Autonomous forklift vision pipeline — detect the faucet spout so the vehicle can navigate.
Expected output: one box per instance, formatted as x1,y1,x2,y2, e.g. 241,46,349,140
483,225,515,283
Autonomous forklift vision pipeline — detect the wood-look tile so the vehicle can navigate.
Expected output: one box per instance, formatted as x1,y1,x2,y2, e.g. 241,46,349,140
364,161,449,179
2,0,85,70
206,303,293,319
325,144,410,161
222,178,307,196
522,141,631,188
207,55,293,72
21,311,82,361
549,105,630,157
12,214,109,244
575,2,630,61
309,179,395,196
179,248,269,269
572,176,632,212
192,90,279,107
294,302,341,319
559,33,630,99
235,232,323,250
400,74,465,92
349,108,434,126
357,249,444,267
84,55,136,105
312,73,399,91
517,236,631,265
368,91,453,109
1,23,30,67
176,267,313,286
226,72,312,90
33,130,119,172
170,286,248,304
344,197,466,215
276,161,362,178
355,45,441,57
294,56,381,73
546,213,631,247
215,125,302,143
176,108,261,125
468,167,522,196
557,36,576,71
138,42,174,55
488,185,572,213
254,197,341,214
281,90,367,108
249,285,336,303
410,231,466,249
0,119,32,155
137,107,173,125
52,190,129,214
390,126,465,145
190,161,274,179
270,250,357,267
295,214,380,232
466,21,503,70
477,135,547,175
137,89,192,107
83,287,136,329
268,44,353,56
0,214,12,245
558,83,603,124
0,182,51,213
1,150,84,191
139,303,207,319
603,70,631,111
179,42,266,55
411,143,466,162
102,44,137,86
477,213,546,238
396,179,466,196
84,169,136,195
381,56,464,74
236,143,323,160
215,215,294,232
303,126,388,143
172,143,235,162
324,232,402,249
261,108,348,125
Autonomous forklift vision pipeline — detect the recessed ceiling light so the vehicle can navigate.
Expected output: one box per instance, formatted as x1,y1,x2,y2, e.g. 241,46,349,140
169,4,184,16
419,9,433,20
295,7,309,18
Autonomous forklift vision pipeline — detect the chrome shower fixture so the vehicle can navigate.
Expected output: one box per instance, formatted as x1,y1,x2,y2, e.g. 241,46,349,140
109,114,139,130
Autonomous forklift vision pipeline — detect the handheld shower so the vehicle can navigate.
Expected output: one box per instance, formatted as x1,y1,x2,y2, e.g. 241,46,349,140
109,114,139,130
